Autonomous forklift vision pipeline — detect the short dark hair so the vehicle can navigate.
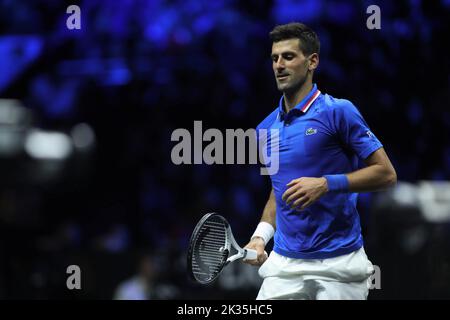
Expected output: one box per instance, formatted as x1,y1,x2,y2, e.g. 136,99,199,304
269,22,320,55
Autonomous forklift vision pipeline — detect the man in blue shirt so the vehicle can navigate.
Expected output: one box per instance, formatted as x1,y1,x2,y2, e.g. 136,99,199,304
244,22,397,299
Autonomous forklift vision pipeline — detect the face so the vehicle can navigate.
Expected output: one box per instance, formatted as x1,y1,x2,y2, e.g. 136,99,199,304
271,39,316,93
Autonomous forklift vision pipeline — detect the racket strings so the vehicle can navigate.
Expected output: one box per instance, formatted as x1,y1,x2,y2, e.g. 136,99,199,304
191,218,228,282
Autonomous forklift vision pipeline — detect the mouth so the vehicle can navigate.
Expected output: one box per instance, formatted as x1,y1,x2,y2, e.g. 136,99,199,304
276,74,289,81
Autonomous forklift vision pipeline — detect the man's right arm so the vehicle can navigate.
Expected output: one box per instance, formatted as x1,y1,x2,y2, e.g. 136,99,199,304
243,188,276,266
260,188,276,227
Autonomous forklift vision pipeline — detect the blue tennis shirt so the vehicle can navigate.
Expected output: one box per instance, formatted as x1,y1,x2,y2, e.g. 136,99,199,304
257,84,383,259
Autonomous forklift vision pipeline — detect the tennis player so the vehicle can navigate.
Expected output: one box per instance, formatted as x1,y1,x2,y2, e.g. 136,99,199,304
244,22,397,300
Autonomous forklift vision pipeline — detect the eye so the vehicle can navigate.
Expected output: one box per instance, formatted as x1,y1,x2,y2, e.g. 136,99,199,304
271,56,278,62
283,54,294,60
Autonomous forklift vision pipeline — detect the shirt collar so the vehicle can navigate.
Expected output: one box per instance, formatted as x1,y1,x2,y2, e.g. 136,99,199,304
278,83,321,120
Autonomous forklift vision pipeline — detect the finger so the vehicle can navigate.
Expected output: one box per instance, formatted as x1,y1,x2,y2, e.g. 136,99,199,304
282,188,293,202
243,254,259,264
246,260,259,266
292,195,308,207
286,179,299,187
283,184,301,202
295,198,314,211
258,255,267,265
283,179,301,200
257,251,268,264
300,198,314,210
243,249,266,265
286,190,305,205
291,196,308,211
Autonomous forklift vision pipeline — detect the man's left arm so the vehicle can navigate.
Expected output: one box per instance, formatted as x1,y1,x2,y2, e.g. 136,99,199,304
283,147,396,210
346,147,397,192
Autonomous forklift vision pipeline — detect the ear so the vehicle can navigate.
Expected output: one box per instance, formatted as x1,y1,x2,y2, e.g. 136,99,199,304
308,53,319,71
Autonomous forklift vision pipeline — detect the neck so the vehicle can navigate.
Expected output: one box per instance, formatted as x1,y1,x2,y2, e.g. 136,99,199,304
283,81,313,113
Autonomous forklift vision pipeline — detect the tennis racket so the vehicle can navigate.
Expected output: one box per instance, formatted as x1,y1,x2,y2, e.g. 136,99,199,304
187,212,258,284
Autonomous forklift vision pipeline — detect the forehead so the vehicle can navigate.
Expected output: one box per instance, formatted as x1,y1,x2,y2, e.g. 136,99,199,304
271,39,302,55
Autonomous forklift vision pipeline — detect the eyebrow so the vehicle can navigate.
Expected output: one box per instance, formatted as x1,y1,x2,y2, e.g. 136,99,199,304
271,51,297,58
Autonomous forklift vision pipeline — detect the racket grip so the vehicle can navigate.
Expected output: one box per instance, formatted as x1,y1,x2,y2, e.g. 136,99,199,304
244,249,257,260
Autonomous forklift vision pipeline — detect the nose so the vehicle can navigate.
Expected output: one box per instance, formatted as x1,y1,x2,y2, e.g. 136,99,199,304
274,57,285,72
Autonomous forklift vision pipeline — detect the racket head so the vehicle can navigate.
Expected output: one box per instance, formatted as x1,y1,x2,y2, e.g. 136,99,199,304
187,213,231,284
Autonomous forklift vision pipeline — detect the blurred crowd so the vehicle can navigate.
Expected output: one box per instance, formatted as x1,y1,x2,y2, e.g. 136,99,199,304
0,0,449,299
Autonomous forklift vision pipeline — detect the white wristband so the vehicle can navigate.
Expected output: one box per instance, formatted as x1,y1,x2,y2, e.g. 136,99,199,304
251,222,275,245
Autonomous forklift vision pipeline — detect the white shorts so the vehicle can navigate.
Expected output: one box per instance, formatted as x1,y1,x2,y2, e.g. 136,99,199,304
256,247,374,300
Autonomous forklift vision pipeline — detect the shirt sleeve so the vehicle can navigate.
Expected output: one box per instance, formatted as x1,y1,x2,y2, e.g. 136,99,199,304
332,100,383,160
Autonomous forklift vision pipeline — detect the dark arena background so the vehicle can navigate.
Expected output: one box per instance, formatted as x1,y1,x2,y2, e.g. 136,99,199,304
0,0,449,300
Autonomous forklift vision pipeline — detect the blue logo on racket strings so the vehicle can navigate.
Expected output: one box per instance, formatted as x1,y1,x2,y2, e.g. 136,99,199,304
170,121,280,175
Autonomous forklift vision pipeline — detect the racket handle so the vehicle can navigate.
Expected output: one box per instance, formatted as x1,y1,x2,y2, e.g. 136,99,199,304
243,249,257,260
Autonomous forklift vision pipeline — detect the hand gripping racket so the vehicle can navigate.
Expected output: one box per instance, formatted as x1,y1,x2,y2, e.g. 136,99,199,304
187,213,258,284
